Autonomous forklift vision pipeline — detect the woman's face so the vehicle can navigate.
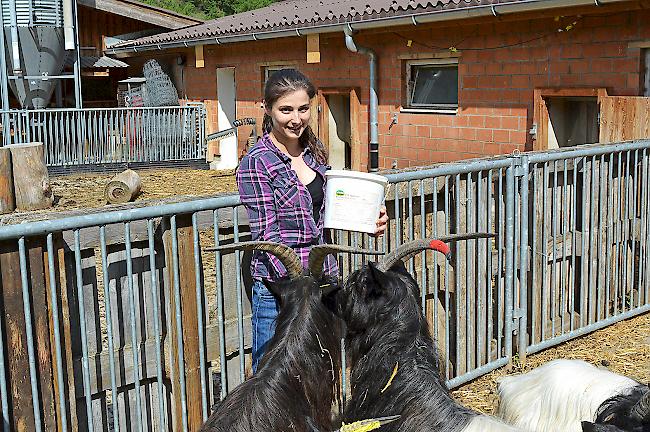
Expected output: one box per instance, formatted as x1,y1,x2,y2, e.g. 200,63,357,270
265,89,311,145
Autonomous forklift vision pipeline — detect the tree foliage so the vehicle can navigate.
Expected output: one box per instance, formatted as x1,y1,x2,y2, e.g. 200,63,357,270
140,0,274,20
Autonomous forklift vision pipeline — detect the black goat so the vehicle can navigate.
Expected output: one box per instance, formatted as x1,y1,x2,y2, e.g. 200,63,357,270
336,236,522,432
201,241,378,432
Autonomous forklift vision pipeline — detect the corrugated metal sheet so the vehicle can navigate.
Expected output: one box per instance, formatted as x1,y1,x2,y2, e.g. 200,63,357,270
115,0,514,47
65,55,130,68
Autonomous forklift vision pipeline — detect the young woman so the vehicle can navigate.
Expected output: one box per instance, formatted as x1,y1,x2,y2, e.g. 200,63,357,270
237,69,388,372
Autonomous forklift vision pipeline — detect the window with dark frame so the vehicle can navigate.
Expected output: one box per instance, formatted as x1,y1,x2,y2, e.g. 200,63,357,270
405,59,459,110
263,65,295,84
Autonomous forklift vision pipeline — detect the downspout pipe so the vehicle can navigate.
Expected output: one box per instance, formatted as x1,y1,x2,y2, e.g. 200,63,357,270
344,28,379,172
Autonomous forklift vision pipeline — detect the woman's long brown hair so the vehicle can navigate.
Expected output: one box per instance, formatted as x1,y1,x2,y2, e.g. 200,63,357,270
262,69,327,165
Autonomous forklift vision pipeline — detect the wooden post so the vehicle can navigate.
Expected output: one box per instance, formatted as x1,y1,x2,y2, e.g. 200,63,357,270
104,169,142,204
43,234,78,432
163,214,203,431
0,147,15,214
8,142,53,211
0,238,58,431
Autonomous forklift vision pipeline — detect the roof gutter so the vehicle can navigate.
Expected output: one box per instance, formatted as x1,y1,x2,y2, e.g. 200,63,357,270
345,28,379,172
107,0,629,55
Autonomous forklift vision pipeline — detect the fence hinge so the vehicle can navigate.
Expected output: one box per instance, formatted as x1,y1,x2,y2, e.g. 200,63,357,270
509,152,528,177
512,308,525,333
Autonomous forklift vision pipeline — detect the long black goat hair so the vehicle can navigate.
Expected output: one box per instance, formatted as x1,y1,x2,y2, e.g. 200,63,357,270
200,241,380,432
336,236,522,432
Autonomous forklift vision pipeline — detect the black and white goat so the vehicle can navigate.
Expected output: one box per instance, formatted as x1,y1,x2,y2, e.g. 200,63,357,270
200,241,377,432
497,358,650,432
336,235,523,432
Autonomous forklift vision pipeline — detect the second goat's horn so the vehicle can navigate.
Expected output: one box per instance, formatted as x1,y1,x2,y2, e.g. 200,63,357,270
308,244,384,278
378,232,496,272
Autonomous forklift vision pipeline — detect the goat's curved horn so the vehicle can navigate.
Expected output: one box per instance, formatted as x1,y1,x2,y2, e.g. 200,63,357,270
377,232,497,272
630,389,650,421
308,244,384,278
205,241,302,279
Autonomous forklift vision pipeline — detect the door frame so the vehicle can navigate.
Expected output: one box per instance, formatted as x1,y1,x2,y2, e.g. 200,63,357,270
533,87,608,150
313,87,362,171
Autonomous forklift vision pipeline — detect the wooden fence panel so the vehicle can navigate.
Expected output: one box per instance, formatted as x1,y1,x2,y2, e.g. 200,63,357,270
599,96,650,143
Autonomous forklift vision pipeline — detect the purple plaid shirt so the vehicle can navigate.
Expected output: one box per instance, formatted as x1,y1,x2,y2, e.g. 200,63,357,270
237,133,338,281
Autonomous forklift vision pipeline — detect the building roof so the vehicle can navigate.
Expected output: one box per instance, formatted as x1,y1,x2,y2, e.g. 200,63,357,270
65,55,130,68
108,0,630,53
78,0,203,29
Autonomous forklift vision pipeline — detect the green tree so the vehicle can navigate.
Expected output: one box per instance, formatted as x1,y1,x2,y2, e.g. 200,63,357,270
140,0,273,20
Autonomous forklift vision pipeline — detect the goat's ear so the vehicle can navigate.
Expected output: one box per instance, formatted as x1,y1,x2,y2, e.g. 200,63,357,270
264,280,292,307
367,261,390,296
368,260,385,282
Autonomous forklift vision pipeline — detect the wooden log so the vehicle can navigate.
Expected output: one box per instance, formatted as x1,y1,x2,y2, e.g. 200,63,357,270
104,169,142,204
8,142,53,211
0,147,15,214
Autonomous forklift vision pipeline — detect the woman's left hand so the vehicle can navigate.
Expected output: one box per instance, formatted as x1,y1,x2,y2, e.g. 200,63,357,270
374,205,389,237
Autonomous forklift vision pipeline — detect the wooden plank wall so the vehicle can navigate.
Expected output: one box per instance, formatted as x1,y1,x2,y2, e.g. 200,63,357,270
600,96,650,143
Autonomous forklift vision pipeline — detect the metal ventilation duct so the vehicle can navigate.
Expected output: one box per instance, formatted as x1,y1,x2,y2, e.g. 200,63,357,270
2,0,72,108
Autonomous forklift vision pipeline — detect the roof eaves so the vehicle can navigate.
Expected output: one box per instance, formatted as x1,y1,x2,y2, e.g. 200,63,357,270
107,0,631,54
77,0,203,29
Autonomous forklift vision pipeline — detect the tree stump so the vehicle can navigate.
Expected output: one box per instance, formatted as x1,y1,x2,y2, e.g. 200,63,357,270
0,147,15,214
105,169,142,204
9,142,53,211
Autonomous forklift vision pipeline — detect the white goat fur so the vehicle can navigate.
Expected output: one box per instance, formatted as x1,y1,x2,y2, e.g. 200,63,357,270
464,414,525,432
497,359,639,432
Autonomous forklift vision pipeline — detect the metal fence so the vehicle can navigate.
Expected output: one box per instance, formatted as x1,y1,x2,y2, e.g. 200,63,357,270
0,140,648,431
0,104,206,166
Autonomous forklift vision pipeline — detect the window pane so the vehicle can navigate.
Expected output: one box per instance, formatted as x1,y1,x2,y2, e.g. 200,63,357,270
411,65,458,106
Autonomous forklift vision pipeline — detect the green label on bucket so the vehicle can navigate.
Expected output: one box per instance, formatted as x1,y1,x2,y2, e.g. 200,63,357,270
335,189,345,197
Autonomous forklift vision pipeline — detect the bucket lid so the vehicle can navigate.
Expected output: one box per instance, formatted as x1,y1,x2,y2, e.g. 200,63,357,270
325,170,389,185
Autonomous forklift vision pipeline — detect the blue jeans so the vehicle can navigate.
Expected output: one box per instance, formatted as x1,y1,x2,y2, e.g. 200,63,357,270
251,279,279,373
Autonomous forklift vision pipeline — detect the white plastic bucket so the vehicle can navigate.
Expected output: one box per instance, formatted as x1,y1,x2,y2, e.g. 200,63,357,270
323,170,388,234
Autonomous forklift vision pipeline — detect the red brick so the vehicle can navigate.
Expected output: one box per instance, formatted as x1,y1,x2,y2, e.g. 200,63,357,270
416,126,431,138
590,59,613,73
454,115,469,127
477,128,493,143
485,116,500,129
501,116,520,130
468,115,485,128
511,75,530,88
396,135,409,147
510,130,528,144
437,116,454,127
446,127,460,139
560,44,582,59
493,129,509,143
459,128,477,140
463,76,479,88
430,125,448,139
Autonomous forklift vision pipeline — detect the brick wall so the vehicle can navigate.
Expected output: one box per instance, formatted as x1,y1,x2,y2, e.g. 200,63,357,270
133,4,648,170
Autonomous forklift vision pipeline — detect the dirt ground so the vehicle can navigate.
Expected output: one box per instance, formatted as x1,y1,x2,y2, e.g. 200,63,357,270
452,311,650,414
47,168,238,211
